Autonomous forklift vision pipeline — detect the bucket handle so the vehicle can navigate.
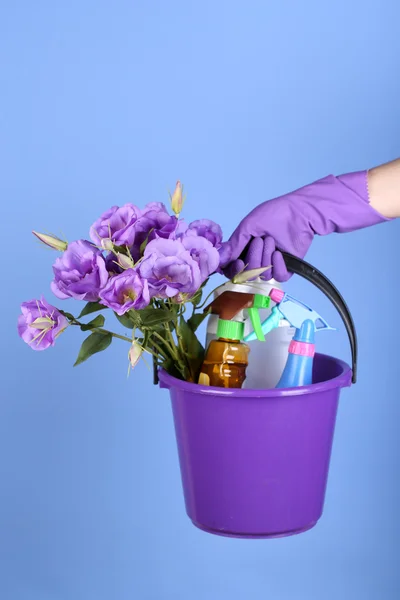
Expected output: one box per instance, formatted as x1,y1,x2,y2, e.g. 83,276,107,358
280,251,358,384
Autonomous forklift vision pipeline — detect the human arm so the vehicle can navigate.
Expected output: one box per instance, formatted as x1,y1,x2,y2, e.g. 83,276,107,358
368,158,400,218
221,160,397,281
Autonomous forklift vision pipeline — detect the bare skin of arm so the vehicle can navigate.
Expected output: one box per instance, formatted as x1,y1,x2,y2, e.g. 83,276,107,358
368,158,400,218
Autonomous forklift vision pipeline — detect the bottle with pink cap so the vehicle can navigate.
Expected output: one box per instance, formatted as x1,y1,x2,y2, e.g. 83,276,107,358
245,288,334,388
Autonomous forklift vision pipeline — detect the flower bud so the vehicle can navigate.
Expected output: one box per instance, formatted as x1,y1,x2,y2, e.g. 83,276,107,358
101,238,114,252
32,231,68,252
128,340,143,369
116,253,135,270
170,181,185,216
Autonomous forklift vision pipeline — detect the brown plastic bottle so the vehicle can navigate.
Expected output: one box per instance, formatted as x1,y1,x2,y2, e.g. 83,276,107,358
198,319,250,388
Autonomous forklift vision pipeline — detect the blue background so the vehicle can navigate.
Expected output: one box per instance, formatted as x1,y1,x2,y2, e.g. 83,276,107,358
1,1,400,598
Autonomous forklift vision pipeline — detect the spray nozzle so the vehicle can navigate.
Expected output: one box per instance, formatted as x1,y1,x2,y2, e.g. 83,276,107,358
204,290,271,341
244,288,334,342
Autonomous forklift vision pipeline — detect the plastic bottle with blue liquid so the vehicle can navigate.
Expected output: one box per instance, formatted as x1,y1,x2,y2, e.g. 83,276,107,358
245,288,334,388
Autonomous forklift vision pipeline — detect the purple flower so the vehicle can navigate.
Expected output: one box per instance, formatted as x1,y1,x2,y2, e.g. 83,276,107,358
99,269,150,315
136,203,186,239
18,297,68,351
186,219,223,248
139,202,171,226
139,238,201,298
133,202,170,243
148,215,188,241
51,240,109,302
181,235,220,279
90,204,141,247
124,203,169,259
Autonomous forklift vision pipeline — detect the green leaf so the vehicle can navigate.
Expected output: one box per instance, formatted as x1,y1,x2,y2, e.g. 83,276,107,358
74,332,112,366
79,301,106,318
114,309,142,329
80,314,105,331
139,228,154,255
140,307,175,327
179,317,204,357
112,244,129,254
190,289,203,307
187,309,210,332
115,313,135,329
190,278,210,307
178,316,205,381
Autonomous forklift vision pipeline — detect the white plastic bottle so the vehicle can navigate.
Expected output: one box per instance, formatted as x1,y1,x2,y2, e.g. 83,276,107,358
205,278,295,389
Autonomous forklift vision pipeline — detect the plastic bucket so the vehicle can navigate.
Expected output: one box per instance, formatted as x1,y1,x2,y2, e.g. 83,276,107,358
159,353,352,539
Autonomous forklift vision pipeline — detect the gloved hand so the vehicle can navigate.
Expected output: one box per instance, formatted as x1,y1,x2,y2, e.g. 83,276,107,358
220,171,389,281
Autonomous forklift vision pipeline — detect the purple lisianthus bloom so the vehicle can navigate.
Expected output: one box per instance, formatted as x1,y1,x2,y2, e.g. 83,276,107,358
126,202,170,259
181,235,220,280
18,296,68,351
139,202,171,227
139,238,201,298
99,269,150,315
136,203,187,239
134,202,170,243
148,215,188,242
186,219,223,248
51,240,109,302
90,204,141,247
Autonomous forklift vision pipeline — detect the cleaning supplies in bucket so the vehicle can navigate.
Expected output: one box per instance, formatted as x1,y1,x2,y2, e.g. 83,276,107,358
199,285,334,389
205,278,294,389
245,288,334,388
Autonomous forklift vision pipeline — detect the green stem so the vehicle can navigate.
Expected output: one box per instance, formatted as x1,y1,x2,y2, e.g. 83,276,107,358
149,337,171,361
164,323,177,352
97,328,132,343
69,317,132,343
152,329,179,360
141,345,163,360
195,282,226,310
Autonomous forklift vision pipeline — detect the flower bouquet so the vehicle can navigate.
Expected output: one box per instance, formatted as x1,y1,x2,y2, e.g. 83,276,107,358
18,182,243,383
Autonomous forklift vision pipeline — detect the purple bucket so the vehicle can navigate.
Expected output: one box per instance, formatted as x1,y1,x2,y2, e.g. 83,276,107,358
159,353,352,539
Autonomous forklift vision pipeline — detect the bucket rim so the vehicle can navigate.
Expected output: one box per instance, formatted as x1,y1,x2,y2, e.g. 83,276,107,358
158,353,352,397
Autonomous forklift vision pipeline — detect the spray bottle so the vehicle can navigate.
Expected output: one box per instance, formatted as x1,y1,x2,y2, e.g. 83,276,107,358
198,292,269,388
245,288,334,388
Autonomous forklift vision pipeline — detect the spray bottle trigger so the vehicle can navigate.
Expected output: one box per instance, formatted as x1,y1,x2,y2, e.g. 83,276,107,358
261,305,283,336
247,294,270,342
314,316,336,332
244,304,281,342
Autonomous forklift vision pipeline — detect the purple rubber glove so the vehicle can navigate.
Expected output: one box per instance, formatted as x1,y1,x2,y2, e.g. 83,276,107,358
221,171,390,281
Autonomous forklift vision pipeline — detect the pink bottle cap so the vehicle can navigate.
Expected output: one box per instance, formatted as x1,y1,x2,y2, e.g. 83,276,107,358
270,288,285,304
